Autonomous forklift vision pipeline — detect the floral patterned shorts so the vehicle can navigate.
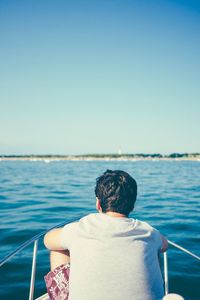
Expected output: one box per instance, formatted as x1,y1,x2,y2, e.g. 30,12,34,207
44,264,70,300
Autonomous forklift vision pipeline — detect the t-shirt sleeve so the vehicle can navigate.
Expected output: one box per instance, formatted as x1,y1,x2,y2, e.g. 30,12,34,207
60,222,78,250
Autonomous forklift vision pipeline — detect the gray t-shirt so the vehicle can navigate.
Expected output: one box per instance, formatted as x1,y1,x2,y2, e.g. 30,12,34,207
60,213,164,300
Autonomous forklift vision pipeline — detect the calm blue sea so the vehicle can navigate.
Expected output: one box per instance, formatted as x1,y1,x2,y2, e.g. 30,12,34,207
0,160,200,300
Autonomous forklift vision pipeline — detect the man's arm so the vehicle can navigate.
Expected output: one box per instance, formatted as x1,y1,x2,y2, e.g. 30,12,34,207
44,228,64,251
160,235,168,252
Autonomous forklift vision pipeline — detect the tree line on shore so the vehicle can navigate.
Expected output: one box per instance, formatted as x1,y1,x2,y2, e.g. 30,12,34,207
0,153,200,158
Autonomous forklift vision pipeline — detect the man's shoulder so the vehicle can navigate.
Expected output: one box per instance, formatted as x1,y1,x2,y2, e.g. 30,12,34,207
80,213,99,220
136,219,163,249
135,219,154,230
135,219,161,236
63,213,97,228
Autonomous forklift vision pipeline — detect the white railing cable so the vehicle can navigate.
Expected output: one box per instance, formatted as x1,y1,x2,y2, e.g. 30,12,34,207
0,215,83,268
1,222,199,268
29,240,38,300
163,252,169,295
163,240,200,295
168,240,200,261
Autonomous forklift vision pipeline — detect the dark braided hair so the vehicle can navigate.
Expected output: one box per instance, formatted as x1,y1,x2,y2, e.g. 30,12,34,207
95,170,137,216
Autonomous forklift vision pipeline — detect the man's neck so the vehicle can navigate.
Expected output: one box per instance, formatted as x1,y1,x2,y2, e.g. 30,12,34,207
105,211,127,218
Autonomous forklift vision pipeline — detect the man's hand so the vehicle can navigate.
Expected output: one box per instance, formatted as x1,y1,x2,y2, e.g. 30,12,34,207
160,235,168,252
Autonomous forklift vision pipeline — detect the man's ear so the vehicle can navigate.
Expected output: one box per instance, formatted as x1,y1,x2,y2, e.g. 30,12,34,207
96,197,102,212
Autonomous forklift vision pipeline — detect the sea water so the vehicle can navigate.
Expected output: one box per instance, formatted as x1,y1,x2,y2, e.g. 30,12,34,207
0,160,199,299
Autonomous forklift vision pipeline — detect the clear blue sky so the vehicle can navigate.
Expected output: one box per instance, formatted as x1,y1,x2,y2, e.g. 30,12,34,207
0,0,200,155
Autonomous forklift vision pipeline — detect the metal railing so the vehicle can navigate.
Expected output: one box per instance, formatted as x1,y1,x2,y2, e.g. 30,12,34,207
163,240,200,296
0,215,82,300
0,217,200,300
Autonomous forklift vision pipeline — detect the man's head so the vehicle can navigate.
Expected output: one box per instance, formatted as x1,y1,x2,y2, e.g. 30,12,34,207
95,170,137,216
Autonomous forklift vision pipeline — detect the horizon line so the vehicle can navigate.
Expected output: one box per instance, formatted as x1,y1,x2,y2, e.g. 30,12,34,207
0,152,200,157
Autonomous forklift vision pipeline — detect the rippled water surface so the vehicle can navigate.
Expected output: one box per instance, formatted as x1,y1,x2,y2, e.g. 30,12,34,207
0,161,200,299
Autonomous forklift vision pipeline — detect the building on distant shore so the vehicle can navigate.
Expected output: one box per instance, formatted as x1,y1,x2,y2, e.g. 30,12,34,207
118,147,122,155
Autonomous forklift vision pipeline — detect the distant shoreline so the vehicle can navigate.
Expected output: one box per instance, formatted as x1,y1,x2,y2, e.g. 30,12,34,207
0,153,200,162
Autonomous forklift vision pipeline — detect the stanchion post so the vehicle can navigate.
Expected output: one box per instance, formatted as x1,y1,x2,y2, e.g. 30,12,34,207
164,251,169,295
29,239,38,300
